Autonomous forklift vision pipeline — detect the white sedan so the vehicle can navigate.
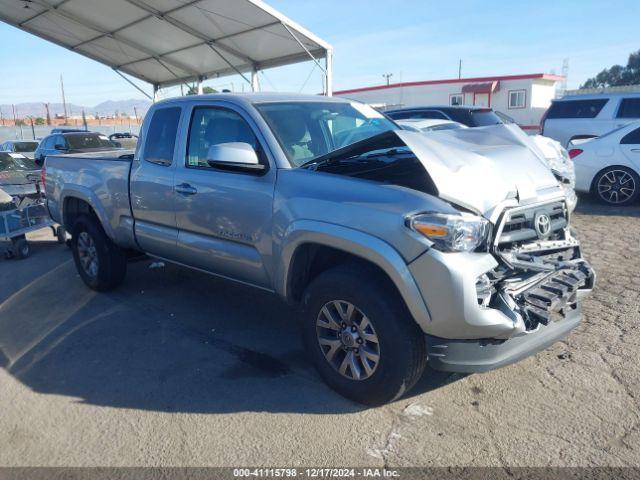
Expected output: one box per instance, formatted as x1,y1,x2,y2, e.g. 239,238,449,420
570,121,640,205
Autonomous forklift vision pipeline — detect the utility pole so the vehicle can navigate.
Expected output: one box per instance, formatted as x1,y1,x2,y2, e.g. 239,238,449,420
11,104,23,140
44,103,51,126
29,117,36,140
458,59,462,79
382,73,393,86
133,106,139,125
60,75,68,124
0,106,4,126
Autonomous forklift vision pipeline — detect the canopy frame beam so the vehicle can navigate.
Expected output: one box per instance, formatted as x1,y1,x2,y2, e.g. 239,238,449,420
23,0,202,79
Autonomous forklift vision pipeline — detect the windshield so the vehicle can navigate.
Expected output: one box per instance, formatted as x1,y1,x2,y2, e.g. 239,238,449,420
13,142,39,152
0,153,39,171
65,133,115,150
256,101,397,167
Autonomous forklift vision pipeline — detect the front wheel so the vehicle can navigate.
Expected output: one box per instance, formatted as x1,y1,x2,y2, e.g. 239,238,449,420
592,166,640,206
301,264,427,406
71,214,126,291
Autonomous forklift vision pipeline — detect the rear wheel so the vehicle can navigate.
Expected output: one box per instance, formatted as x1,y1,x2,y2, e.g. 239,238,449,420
71,214,126,291
301,263,427,406
592,166,640,206
11,236,30,259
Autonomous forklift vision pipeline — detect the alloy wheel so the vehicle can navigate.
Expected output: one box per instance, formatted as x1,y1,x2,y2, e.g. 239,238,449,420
77,231,99,278
315,300,381,381
597,169,636,204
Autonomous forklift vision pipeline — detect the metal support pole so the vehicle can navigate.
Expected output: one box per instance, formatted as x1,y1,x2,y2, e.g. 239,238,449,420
325,50,333,97
152,84,159,103
197,78,203,95
113,68,154,101
251,68,260,92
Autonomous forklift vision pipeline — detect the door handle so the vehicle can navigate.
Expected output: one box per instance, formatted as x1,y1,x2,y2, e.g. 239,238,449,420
631,149,640,153
175,183,198,195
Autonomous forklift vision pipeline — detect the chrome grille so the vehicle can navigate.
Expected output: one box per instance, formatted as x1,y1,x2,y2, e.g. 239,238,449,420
496,201,567,246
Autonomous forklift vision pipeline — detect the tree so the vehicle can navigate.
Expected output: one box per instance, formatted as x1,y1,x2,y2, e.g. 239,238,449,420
186,85,217,95
581,49,640,88
34,117,45,125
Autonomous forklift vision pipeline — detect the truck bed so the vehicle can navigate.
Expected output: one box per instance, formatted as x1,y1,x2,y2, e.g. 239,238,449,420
45,150,136,249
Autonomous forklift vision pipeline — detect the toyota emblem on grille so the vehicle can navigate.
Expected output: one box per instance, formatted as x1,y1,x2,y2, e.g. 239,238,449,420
534,212,552,238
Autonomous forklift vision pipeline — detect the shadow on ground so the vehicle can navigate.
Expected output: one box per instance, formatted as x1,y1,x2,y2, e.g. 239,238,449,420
0,245,458,415
575,193,640,218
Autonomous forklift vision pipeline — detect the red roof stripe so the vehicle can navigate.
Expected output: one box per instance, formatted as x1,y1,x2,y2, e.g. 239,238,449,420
334,73,565,96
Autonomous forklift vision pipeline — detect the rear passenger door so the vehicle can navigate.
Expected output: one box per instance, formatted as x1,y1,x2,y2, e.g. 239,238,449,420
130,106,182,257
172,103,276,289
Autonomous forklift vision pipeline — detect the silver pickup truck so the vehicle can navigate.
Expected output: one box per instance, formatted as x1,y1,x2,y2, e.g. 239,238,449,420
45,93,595,405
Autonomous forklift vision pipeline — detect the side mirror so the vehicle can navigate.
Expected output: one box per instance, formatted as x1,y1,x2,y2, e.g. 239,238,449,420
54,144,68,151
206,142,264,172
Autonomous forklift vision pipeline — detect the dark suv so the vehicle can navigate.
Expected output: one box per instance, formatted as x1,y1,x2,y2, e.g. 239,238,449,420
385,105,504,127
34,131,117,165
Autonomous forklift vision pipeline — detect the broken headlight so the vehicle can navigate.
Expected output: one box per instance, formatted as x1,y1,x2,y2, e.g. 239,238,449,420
407,212,490,252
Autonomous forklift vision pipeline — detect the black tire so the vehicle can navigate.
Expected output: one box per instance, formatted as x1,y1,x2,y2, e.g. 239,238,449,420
301,263,427,406
591,166,640,206
11,237,30,259
71,214,126,291
55,225,67,244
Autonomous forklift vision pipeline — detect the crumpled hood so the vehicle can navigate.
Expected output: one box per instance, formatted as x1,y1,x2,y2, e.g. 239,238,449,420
396,124,562,215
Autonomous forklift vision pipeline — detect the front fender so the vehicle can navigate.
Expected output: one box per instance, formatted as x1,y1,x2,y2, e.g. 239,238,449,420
276,220,432,332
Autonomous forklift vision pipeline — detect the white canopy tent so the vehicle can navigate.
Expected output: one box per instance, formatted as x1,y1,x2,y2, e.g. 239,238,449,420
0,0,333,99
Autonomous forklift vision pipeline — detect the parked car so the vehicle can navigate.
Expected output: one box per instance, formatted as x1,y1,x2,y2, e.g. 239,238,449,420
541,92,640,147
34,131,118,165
0,152,40,197
109,132,139,149
50,128,88,134
396,119,468,132
0,140,40,159
569,121,640,205
385,105,504,127
45,94,594,405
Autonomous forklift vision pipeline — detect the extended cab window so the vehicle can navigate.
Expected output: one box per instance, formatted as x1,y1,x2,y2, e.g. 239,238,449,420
617,98,640,119
546,99,608,119
186,107,261,169
143,107,181,166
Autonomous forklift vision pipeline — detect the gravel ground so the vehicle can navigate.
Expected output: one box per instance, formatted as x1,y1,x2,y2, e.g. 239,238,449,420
0,195,638,467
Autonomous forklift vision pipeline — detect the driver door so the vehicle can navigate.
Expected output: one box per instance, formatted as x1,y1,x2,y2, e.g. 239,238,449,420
172,104,276,289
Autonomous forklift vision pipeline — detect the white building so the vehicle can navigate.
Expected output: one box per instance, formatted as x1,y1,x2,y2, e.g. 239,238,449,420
334,73,564,133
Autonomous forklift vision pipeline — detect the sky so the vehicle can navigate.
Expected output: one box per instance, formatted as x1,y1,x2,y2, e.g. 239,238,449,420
0,0,638,106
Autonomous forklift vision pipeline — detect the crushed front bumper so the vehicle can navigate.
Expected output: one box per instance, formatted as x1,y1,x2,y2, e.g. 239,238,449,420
426,303,581,373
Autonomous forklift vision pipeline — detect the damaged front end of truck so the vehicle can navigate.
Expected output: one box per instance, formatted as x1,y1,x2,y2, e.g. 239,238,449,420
302,127,595,371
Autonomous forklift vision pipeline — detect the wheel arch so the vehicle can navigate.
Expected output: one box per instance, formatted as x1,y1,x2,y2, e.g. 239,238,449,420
60,188,116,241
277,220,431,331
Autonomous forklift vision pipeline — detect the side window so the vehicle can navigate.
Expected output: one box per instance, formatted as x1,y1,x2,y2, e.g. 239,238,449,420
508,90,526,109
54,135,66,148
546,99,608,119
415,110,448,120
42,136,53,149
186,107,261,169
617,98,640,119
450,94,464,106
386,111,415,120
142,107,181,166
621,127,640,145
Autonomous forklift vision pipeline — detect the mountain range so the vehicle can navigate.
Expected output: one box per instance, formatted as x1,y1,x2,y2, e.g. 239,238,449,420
0,99,152,118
